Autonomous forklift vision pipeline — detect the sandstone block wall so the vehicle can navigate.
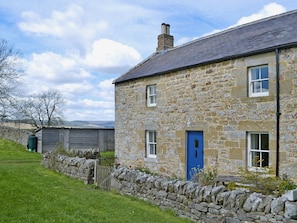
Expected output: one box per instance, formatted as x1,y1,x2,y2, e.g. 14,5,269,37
115,48,297,179
112,167,297,223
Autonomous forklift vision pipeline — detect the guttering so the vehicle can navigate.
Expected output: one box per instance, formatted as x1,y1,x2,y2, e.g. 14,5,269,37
275,48,280,177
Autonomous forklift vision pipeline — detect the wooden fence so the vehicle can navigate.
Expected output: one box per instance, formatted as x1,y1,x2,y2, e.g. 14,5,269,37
94,157,116,191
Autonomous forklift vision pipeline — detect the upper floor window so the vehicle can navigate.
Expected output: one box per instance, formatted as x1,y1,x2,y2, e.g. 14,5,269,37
249,65,269,97
248,132,269,169
146,130,157,158
147,85,156,107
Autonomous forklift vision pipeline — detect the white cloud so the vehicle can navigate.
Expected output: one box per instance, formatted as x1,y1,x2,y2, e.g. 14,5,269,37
201,3,287,37
65,98,114,121
235,3,286,26
25,52,92,84
19,4,109,40
57,82,94,96
97,78,115,100
176,37,191,46
84,39,142,69
76,99,113,109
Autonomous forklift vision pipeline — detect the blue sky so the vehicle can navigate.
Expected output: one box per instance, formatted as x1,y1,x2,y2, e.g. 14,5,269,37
0,1,296,121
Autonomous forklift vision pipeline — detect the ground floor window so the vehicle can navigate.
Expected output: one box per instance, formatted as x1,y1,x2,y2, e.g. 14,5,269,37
248,132,269,168
146,130,156,158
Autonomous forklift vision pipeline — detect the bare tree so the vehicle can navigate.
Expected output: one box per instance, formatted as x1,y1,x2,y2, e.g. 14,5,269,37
20,89,65,129
0,39,23,119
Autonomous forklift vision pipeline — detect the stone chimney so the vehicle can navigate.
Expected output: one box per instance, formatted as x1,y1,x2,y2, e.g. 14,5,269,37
156,23,174,51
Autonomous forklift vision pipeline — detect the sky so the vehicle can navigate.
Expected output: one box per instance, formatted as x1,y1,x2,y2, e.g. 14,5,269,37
0,1,296,121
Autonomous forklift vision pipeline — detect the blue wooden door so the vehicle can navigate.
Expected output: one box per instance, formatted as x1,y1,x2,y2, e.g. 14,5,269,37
186,131,204,180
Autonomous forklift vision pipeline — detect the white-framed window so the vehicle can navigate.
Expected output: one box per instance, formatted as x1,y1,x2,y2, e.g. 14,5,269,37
248,132,269,169
146,130,157,158
147,85,156,107
248,65,269,97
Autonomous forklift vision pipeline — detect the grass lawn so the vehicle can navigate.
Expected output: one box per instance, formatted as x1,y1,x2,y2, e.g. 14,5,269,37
0,139,192,223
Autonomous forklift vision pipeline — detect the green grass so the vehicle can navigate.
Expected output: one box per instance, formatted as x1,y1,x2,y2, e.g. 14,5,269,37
0,138,192,223
99,150,116,166
100,150,115,157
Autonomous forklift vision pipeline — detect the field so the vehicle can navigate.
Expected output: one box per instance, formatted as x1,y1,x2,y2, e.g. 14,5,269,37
0,139,192,223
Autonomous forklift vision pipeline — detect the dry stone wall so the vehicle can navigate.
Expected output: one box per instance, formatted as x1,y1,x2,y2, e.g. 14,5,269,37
0,125,32,146
112,167,297,223
41,152,95,184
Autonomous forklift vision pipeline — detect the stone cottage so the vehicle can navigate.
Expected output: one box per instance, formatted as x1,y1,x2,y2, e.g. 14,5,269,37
113,10,297,180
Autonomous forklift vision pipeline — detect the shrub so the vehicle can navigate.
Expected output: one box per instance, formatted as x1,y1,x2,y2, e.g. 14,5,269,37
135,166,153,174
190,165,217,186
235,167,296,196
52,143,75,157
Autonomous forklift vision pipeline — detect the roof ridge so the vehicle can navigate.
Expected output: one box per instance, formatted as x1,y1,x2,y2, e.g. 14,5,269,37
173,9,297,51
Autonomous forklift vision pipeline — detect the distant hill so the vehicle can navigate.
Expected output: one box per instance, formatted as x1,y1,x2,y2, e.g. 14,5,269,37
1,120,114,129
64,120,114,128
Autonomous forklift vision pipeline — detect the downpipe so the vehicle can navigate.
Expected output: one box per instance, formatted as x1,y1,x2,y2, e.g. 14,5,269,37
275,48,280,177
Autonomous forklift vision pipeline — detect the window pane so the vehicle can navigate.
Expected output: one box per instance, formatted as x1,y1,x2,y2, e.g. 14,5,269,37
261,134,269,150
251,151,260,167
150,96,156,104
251,68,259,80
252,81,261,93
194,140,199,148
262,80,269,92
261,67,268,79
262,152,269,167
149,85,156,94
150,144,156,155
251,134,259,150
148,86,152,94
149,131,156,143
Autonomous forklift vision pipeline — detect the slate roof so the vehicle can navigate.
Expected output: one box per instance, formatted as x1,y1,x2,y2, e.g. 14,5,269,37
114,10,297,84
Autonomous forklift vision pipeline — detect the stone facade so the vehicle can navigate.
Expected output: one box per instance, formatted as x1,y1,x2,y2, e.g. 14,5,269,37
115,48,297,179
112,167,297,223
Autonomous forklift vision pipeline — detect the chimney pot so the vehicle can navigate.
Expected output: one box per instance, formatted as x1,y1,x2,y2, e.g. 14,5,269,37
161,23,167,34
166,24,170,35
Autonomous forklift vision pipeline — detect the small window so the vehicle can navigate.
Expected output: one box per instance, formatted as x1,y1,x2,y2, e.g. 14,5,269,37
146,131,156,158
249,65,269,97
147,85,156,107
248,132,269,169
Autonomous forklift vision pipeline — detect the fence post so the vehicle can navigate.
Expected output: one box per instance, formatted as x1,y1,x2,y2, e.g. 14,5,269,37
94,159,99,184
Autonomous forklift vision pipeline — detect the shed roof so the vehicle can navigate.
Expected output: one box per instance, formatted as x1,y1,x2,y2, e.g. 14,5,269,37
114,10,297,84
